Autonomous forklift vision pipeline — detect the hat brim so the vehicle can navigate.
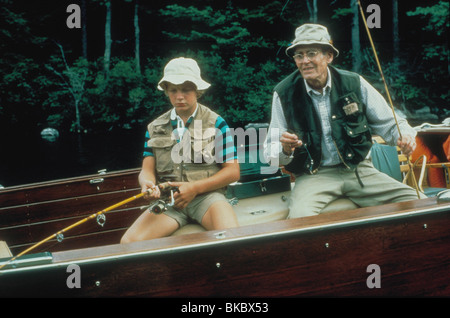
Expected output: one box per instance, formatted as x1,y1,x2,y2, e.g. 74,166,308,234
157,75,210,91
285,41,339,58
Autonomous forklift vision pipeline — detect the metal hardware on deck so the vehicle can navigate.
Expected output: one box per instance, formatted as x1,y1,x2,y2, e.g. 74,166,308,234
423,224,427,229
98,169,107,175
97,214,106,227
437,189,450,202
259,180,267,192
0,252,52,270
324,242,329,248
228,197,238,206
95,281,101,287
250,210,267,215
281,195,288,202
89,178,104,185
216,262,221,269
215,231,227,239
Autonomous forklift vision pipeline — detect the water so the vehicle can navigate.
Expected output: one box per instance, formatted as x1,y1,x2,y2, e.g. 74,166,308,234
0,129,144,188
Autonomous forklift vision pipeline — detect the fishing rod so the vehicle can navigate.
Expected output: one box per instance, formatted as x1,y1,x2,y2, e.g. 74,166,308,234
357,0,421,198
0,182,177,271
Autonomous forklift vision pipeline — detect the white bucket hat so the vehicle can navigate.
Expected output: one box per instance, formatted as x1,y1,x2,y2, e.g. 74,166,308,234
157,57,211,91
285,23,339,57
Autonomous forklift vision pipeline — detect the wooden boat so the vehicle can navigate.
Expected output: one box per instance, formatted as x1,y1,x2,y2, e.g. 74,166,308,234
1,164,450,298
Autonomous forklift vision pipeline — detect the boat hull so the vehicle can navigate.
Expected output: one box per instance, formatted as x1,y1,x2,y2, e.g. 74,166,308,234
1,198,449,297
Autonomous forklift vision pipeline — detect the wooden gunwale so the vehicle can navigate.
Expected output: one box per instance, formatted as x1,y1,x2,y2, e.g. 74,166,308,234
2,197,446,273
1,197,449,297
52,198,450,263
0,168,140,205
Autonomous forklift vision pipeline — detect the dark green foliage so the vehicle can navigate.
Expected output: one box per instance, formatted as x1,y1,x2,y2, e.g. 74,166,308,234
0,0,448,136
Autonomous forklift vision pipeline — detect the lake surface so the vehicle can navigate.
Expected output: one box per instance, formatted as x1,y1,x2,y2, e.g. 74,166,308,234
0,129,144,188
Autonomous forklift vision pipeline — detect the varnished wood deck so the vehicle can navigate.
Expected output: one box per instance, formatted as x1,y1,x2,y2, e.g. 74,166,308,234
1,197,449,297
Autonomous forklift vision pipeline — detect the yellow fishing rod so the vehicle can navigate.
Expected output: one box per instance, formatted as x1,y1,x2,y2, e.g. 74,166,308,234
357,0,421,198
0,182,175,271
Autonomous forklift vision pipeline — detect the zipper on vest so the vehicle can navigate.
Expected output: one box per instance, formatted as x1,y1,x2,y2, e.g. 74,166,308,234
311,150,321,174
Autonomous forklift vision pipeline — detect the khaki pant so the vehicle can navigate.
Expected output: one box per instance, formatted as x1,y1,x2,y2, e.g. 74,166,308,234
163,191,228,227
288,159,426,218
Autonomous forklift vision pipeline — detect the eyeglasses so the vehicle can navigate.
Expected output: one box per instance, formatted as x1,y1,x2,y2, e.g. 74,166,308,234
293,50,321,62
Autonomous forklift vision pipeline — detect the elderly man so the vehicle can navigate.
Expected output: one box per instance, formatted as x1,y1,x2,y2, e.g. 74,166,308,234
264,23,426,218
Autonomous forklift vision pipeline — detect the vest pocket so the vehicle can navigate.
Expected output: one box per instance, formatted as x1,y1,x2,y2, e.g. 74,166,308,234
343,117,370,145
190,136,216,164
342,117,372,164
148,136,176,173
181,164,220,182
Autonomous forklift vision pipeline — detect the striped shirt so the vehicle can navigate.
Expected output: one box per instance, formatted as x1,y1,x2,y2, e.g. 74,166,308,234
264,67,417,166
143,107,237,164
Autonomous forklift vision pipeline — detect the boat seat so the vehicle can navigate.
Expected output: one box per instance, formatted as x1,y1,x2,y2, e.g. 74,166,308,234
0,241,12,258
171,191,358,236
172,191,291,236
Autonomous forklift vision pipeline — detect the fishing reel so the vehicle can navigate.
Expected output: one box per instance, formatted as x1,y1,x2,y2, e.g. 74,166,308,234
147,185,180,214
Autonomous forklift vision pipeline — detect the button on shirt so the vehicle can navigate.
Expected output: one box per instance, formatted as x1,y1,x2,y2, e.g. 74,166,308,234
305,68,340,166
264,67,417,167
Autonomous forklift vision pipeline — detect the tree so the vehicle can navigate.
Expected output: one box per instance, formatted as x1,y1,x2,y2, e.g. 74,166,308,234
351,0,362,73
407,1,449,77
1,0,448,136
104,0,112,76
81,0,88,59
133,0,141,75
392,0,399,66
306,0,318,23
0,0,47,134
158,2,286,127
45,43,88,132
331,2,362,72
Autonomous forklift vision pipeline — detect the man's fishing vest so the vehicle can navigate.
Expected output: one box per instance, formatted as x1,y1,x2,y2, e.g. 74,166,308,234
274,65,373,175
147,103,222,183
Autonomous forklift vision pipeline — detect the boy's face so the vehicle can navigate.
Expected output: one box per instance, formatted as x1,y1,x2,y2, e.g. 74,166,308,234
166,82,198,115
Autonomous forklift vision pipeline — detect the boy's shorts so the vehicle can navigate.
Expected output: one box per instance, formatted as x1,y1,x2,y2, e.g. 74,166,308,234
163,191,229,228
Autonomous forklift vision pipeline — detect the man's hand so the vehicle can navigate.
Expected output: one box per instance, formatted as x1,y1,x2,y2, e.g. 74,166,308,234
168,181,198,210
280,131,303,155
397,135,416,157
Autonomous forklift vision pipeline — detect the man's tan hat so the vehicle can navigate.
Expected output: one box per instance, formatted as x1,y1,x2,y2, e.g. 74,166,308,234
158,57,210,91
285,23,339,57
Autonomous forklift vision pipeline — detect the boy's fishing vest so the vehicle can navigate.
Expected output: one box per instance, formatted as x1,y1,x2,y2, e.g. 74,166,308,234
147,103,222,183
274,66,373,175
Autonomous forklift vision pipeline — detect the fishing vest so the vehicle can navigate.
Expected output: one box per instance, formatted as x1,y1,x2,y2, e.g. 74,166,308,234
147,104,222,183
274,65,373,175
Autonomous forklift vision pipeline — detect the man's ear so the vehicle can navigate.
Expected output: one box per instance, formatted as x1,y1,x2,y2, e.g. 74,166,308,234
326,51,334,64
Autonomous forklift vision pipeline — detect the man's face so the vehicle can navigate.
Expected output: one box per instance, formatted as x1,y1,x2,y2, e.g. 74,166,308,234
293,45,333,88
